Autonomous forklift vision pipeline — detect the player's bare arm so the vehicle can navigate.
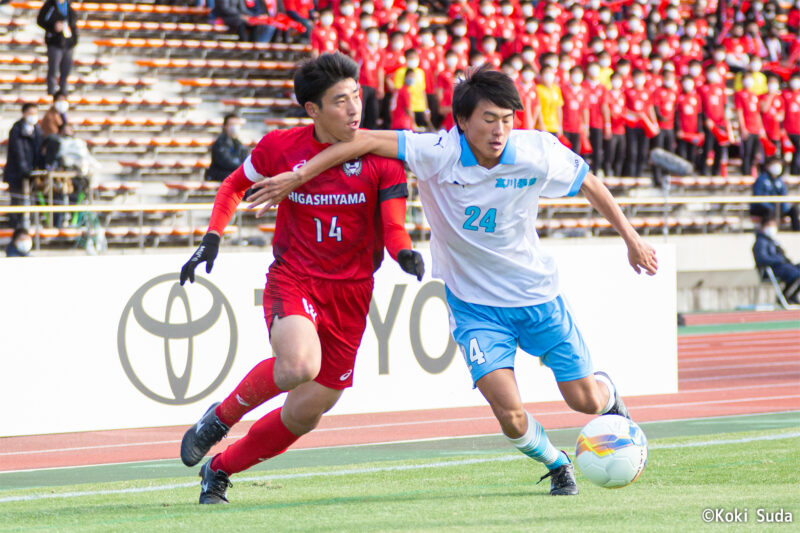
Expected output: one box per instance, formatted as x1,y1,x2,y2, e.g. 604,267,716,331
248,129,401,216
580,172,658,276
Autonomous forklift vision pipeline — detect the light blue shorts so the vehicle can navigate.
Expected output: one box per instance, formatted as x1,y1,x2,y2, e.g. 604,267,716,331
445,287,594,386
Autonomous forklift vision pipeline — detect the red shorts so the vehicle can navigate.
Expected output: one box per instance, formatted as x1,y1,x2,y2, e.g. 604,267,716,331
263,262,373,390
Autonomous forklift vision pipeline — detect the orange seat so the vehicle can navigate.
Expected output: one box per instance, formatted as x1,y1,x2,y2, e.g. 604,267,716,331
58,228,83,238
258,224,277,233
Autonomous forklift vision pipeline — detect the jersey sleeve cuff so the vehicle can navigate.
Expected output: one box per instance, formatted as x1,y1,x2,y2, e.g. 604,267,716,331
396,130,407,162
378,183,409,202
243,155,264,183
567,161,589,197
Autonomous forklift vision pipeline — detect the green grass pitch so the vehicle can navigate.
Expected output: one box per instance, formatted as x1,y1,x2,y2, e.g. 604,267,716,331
1,424,798,532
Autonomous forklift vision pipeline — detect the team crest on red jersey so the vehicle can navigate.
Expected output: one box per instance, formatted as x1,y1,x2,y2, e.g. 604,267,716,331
342,158,363,177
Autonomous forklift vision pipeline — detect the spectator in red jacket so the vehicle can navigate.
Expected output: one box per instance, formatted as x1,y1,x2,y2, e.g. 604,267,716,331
584,62,610,175
760,74,785,159
355,26,384,129
624,69,656,177
605,72,628,177
561,65,588,154
515,64,542,131
283,0,314,38
735,72,766,176
481,35,503,69
652,70,679,186
436,50,458,131
699,65,731,176
676,75,703,169
311,9,338,57
785,72,800,175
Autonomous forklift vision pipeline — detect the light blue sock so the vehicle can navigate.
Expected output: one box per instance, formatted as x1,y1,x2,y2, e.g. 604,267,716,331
507,412,569,470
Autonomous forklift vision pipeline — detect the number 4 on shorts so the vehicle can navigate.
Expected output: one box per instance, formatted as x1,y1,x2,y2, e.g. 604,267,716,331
468,338,486,365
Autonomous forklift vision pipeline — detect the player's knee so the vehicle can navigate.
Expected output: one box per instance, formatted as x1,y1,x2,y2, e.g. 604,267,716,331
495,406,527,436
275,357,320,389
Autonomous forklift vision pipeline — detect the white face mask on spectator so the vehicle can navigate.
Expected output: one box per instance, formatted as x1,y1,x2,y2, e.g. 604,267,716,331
707,73,720,84
453,26,466,37
714,51,726,62
522,70,535,82
526,23,537,33
398,22,410,32
682,81,694,92
227,125,240,138
588,66,600,78
321,15,334,25
367,32,379,44
435,34,448,45
522,51,535,62
599,58,611,68
484,42,497,53
763,225,778,238
633,76,645,88
16,237,32,254
362,3,374,14
522,5,533,16
611,78,622,89
689,66,701,77
445,57,458,68
54,101,69,114
420,35,433,47
406,58,419,69
340,5,354,16
571,74,583,85
542,72,555,84
743,77,754,89
480,5,493,16
511,59,523,71
768,82,779,93
501,6,513,16
768,164,782,176
790,79,800,91
406,2,418,12
25,114,37,126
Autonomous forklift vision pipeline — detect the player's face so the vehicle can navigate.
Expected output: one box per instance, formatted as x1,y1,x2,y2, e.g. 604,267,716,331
309,78,362,144
458,99,515,168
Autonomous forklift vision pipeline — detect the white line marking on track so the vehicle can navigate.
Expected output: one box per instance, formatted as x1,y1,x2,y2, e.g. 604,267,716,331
681,371,800,382
681,352,799,363
680,361,800,372
1,432,798,504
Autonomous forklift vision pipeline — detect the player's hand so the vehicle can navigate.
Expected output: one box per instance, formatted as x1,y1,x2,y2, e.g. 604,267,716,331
180,233,220,285
627,237,658,276
247,170,302,218
397,249,425,281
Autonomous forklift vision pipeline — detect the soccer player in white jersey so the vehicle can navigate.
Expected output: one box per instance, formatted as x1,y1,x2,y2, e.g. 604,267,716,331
247,66,658,496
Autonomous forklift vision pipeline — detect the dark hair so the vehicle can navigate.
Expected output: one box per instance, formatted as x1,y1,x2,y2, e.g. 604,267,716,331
293,52,359,108
53,90,67,101
11,227,29,241
452,65,522,132
223,113,240,126
21,102,37,114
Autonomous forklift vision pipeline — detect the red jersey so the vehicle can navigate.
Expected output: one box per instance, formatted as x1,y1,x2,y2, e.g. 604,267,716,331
699,83,727,126
760,93,785,140
624,87,651,128
356,44,384,89
584,81,607,129
311,26,338,55
437,70,456,130
607,88,627,135
391,86,414,130
561,83,587,133
515,80,540,130
247,126,408,280
538,32,560,54
334,15,358,51
676,92,701,134
784,90,800,136
735,90,762,135
418,46,441,96
653,86,678,130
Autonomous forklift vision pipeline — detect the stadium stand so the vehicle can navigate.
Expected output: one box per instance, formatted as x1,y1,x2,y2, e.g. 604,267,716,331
1,0,799,255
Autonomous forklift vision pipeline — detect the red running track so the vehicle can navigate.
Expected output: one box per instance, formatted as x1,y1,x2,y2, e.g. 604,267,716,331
1,329,798,472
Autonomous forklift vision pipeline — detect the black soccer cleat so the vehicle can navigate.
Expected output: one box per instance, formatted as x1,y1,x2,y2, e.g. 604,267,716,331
181,402,230,467
594,371,631,420
199,457,232,504
538,456,579,496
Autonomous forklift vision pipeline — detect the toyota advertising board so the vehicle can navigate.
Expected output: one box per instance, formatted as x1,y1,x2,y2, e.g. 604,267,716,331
0,245,676,437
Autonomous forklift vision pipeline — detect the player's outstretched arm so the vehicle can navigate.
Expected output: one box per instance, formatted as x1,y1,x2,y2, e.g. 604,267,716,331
179,166,252,284
381,197,424,281
248,130,401,217
580,172,658,276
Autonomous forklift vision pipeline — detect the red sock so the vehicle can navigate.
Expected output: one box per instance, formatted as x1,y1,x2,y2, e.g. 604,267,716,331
215,358,284,427
211,407,299,475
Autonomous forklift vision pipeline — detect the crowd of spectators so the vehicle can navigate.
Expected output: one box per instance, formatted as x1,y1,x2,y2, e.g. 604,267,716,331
306,0,800,181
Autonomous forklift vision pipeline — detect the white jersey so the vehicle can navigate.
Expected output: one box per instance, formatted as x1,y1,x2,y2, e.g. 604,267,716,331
399,127,588,307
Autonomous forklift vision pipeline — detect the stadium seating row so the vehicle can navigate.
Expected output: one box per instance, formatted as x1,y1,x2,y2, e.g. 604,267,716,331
135,58,296,72
0,74,156,89
9,2,210,17
0,94,200,107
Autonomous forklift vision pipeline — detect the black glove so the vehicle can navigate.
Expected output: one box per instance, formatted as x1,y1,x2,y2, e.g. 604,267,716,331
180,233,220,285
397,249,425,281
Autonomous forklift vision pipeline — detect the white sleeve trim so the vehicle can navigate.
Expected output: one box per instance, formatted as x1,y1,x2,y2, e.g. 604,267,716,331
243,155,264,183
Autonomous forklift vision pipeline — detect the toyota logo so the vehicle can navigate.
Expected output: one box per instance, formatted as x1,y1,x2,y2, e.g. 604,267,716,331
118,274,237,405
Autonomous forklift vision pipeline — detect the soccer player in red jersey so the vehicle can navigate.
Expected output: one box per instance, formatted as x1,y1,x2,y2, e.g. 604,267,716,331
178,53,425,504
785,72,800,175
736,72,765,176
676,76,703,169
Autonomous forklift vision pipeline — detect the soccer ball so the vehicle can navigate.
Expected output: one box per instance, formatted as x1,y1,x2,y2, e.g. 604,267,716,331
575,415,648,488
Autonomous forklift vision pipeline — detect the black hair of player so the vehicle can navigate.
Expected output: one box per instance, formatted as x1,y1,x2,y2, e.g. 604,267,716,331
452,65,522,133
294,52,360,109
